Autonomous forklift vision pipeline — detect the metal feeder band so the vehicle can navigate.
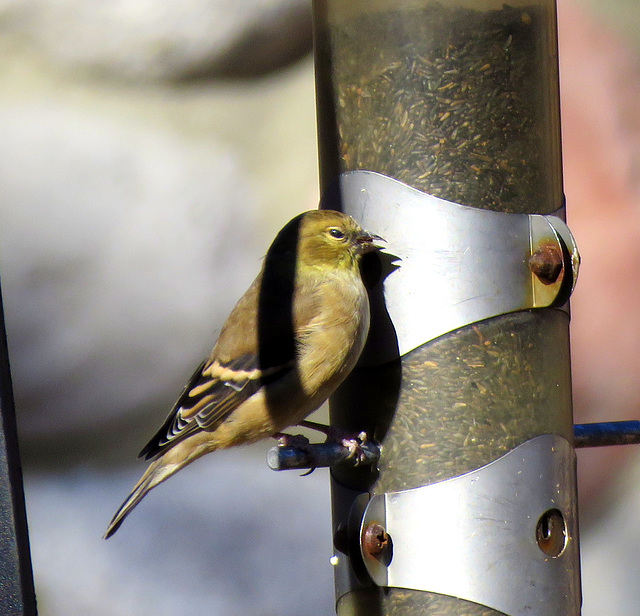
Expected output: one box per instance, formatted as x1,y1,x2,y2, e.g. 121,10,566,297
322,170,580,360
359,434,580,616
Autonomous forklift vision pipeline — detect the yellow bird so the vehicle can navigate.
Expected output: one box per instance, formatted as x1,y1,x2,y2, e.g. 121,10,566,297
104,209,382,538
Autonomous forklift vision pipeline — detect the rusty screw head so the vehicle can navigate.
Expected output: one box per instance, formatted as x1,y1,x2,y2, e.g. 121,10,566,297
529,245,564,285
362,522,391,561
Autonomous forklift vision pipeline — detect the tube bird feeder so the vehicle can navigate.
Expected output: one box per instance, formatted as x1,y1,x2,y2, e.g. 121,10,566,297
312,1,581,614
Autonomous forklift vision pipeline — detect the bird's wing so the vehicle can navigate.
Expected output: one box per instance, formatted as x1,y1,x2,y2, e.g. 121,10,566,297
139,266,325,462
139,354,291,461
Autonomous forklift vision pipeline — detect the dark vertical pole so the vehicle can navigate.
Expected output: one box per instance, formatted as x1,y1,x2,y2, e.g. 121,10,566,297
0,278,38,616
313,1,579,614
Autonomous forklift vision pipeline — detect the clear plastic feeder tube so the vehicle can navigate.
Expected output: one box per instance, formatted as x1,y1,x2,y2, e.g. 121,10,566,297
313,1,578,615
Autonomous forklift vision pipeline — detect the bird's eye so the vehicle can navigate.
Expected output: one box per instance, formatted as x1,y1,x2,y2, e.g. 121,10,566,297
328,228,345,240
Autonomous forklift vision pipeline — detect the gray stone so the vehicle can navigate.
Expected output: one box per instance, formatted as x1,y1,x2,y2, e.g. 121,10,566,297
0,102,262,443
0,0,312,80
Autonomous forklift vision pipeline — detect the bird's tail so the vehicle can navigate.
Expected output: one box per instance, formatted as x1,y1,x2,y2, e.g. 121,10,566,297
104,430,216,539
104,457,180,539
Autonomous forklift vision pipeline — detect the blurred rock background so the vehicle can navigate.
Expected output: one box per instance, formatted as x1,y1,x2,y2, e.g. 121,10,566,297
0,0,639,614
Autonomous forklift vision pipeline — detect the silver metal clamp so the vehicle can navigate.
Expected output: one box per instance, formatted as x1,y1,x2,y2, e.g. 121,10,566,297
358,434,581,616
324,170,580,359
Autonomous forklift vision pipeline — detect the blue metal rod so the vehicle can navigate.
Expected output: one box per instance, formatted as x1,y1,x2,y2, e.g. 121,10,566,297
573,421,640,448
268,421,640,470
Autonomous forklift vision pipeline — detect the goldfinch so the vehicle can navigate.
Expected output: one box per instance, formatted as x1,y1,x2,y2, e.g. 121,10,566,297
104,209,381,538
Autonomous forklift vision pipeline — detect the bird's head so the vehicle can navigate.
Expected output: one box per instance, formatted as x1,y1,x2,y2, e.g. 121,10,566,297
294,210,383,271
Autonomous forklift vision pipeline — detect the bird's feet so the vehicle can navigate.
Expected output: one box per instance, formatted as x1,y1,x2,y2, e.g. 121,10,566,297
297,420,371,467
274,432,311,449
268,425,379,472
273,432,316,475
340,431,370,466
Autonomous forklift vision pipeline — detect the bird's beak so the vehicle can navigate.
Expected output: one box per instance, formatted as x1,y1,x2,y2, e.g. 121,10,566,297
355,230,385,254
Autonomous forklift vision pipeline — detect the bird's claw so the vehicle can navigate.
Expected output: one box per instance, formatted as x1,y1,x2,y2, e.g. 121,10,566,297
276,433,311,449
275,433,317,475
341,431,370,466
